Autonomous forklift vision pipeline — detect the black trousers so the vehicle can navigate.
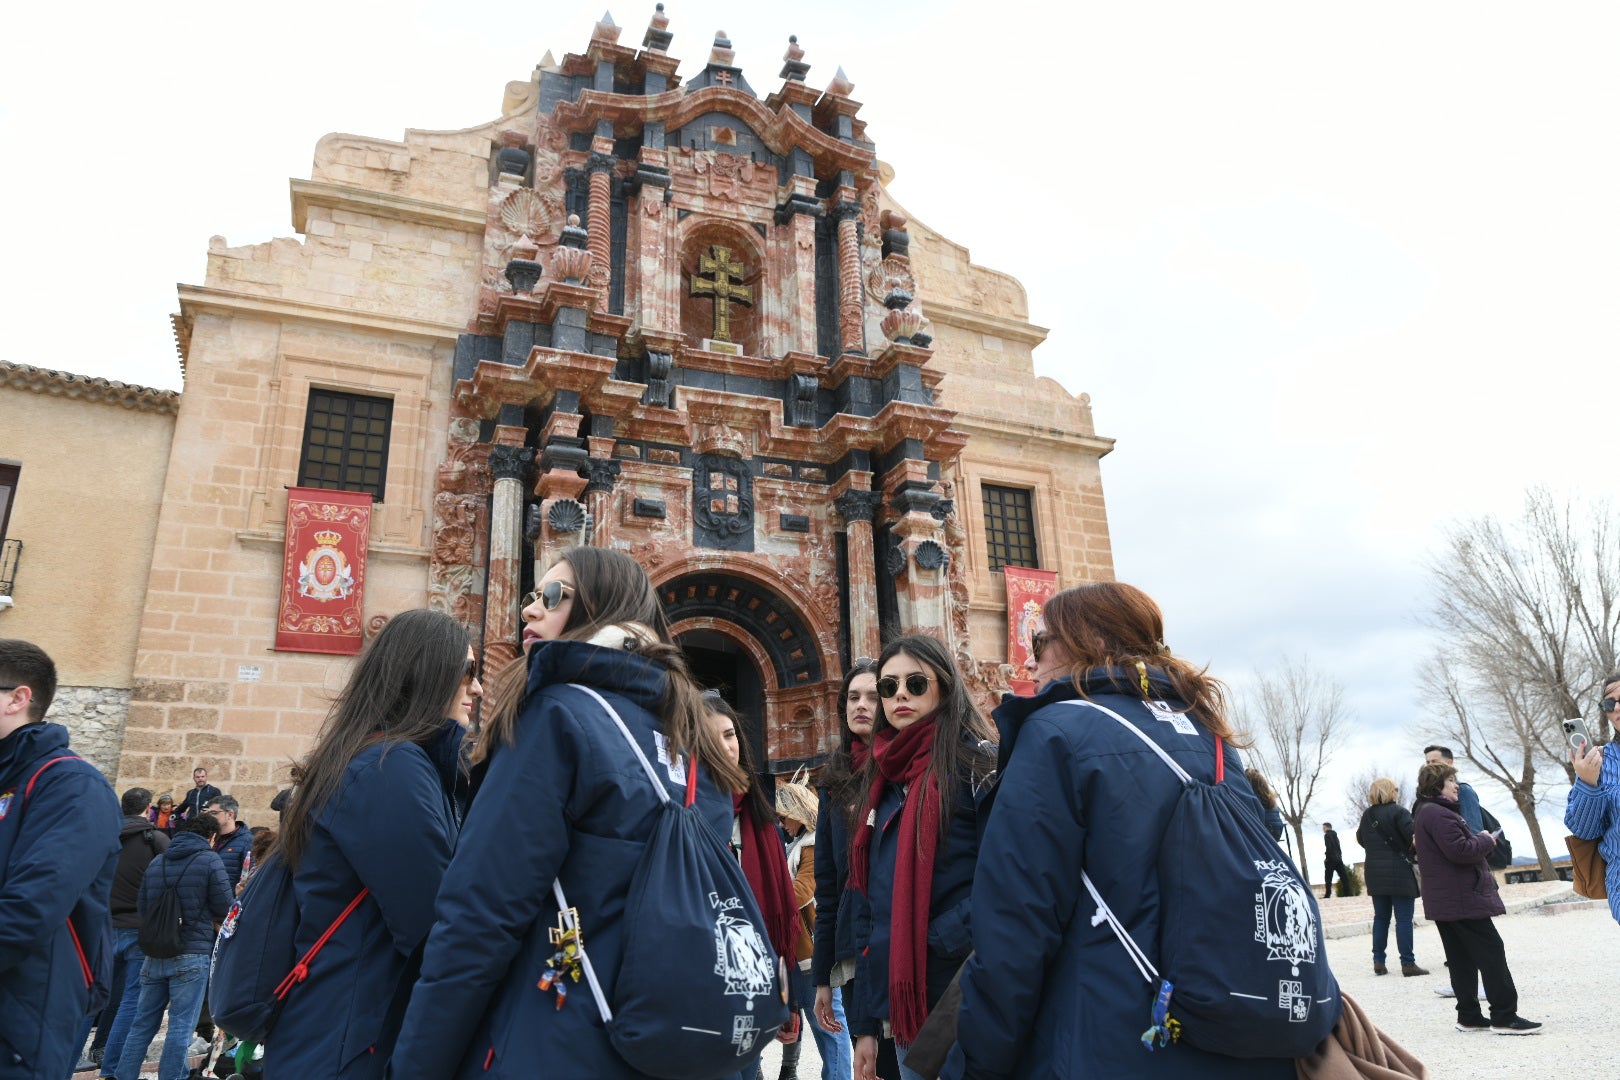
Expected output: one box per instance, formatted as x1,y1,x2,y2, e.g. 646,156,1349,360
1434,918,1517,1023
1322,860,1350,897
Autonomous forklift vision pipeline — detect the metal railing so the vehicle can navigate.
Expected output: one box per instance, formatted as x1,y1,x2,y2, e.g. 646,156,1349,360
0,538,20,598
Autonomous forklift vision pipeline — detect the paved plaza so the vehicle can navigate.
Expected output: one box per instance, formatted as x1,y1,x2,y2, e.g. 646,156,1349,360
758,883,1615,1079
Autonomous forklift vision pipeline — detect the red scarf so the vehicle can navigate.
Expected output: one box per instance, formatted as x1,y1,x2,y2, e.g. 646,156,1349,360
848,716,940,1046
734,792,798,963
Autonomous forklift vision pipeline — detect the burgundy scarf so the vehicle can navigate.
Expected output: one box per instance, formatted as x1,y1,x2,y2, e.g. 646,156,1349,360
734,792,798,963
848,715,940,1046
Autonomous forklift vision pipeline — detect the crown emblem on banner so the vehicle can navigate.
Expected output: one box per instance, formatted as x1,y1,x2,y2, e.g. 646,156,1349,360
312,530,343,547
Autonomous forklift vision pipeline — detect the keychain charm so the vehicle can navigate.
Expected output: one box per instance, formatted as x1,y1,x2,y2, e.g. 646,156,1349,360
537,905,585,1009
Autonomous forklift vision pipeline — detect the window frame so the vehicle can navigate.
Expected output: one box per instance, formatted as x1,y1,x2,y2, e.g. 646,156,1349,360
980,481,1039,573
296,389,393,503
0,461,18,545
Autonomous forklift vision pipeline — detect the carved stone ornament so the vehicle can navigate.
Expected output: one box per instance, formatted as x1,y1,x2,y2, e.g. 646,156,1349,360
547,498,588,534
500,188,564,242
693,151,756,201
644,351,674,407
365,613,391,639
914,539,949,571
488,444,536,483
868,255,917,301
581,457,622,496
524,503,545,541
694,421,747,458
552,244,593,283
885,535,908,577
834,488,883,526
693,454,755,551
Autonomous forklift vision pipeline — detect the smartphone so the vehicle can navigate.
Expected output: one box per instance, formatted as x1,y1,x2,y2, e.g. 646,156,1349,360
1563,717,1593,754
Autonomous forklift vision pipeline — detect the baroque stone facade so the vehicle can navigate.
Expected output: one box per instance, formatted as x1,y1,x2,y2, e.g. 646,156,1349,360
109,14,1114,820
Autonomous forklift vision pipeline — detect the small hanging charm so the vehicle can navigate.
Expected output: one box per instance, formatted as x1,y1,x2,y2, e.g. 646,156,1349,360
1135,660,1152,696
1140,978,1180,1051
537,905,586,1008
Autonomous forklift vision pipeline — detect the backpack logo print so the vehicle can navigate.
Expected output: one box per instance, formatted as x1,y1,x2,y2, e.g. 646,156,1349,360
1253,860,1318,975
1278,979,1312,1022
0,790,12,821
710,892,773,1002
731,1014,759,1055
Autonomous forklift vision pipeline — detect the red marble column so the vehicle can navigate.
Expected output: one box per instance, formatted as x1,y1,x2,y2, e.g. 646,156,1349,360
587,137,614,295
836,486,884,661
834,203,865,355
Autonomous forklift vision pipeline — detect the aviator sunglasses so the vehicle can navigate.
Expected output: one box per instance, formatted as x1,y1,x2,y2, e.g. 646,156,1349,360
877,672,935,699
521,580,576,611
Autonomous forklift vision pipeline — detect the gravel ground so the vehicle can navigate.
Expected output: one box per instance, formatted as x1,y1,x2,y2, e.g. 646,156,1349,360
758,894,1616,1080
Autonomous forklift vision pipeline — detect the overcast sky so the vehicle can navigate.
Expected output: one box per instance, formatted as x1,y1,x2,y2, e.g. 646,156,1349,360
5,1,1613,868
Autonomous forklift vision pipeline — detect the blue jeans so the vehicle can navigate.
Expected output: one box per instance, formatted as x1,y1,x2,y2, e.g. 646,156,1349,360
1371,894,1416,966
115,952,210,1080
787,971,852,1080
97,929,148,1075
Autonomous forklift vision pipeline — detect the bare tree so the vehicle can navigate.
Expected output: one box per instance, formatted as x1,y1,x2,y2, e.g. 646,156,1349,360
1423,489,1620,880
1342,765,1411,822
1244,656,1350,885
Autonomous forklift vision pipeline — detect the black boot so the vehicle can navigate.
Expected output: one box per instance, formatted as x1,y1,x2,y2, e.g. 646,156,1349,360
777,1033,801,1080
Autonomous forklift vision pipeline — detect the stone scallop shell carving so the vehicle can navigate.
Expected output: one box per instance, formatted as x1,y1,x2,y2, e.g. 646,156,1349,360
500,188,564,240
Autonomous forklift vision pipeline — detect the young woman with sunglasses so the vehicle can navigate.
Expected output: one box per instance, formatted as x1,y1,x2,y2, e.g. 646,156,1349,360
389,547,747,1079
850,635,996,1080
701,693,799,1080
938,583,1295,1080
266,608,482,1080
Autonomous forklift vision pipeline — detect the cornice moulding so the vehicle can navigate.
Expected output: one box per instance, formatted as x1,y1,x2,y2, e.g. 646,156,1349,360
0,361,180,415
177,285,463,344
922,301,1049,347
290,179,487,234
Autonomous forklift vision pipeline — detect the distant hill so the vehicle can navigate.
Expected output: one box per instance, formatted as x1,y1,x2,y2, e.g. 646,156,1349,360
1511,856,1538,866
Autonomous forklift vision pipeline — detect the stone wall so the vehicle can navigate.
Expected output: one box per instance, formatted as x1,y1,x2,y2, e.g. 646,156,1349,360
50,685,132,781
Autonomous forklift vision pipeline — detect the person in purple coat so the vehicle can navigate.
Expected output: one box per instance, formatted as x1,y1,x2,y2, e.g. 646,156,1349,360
1412,762,1540,1035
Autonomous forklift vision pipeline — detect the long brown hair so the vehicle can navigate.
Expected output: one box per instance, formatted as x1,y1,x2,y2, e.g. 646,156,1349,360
701,691,772,824
472,547,746,793
1044,582,1246,746
279,608,469,870
822,659,878,830
856,634,996,843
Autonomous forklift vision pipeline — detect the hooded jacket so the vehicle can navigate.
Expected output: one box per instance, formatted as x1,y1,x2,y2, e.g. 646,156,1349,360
263,726,461,1080
111,815,170,929
138,830,232,954
941,672,1296,1080
1413,795,1503,922
388,639,734,1079
1356,802,1419,899
0,722,120,1080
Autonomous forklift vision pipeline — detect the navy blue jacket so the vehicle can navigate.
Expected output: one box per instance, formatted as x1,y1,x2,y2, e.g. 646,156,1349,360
941,673,1296,1080
811,782,866,986
180,783,223,822
264,726,460,1080
389,641,734,1079
848,735,988,1041
0,722,120,1080
138,831,232,955
214,824,254,890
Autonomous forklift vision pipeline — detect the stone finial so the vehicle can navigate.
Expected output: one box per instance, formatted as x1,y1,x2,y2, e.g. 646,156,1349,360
539,50,558,70
826,65,854,96
710,30,735,67
644,2,674,50
592,11,622,45
560,213,589,250
780,34,810,82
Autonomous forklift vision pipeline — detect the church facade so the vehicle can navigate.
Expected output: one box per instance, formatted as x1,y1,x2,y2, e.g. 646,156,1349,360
116,13,1114,813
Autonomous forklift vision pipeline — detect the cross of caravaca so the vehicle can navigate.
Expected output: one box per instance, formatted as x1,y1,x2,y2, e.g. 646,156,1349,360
691,245,752,342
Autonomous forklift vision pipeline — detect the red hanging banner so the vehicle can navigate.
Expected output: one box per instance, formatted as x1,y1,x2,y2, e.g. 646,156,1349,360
1003,566,1059,695
274,488,373,655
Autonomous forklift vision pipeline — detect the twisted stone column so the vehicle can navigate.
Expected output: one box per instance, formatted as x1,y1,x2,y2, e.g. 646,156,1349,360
587,147,614,294
832,201,865,356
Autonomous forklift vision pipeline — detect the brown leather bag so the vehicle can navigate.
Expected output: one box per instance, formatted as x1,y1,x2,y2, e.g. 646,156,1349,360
1565,834,1608,899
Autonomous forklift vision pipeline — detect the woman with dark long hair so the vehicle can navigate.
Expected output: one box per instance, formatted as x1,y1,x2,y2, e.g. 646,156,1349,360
389,547,748,1078
849,634,996,1080
266,608,481,1080
702,693,798,1080
940,582,1296,1079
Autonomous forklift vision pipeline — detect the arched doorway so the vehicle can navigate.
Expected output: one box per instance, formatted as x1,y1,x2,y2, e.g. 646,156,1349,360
680,626,768,772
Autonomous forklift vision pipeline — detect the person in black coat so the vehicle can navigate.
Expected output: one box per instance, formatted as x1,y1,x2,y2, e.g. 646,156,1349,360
265,608,482,1080
0,638,120,1080
178,768,222,823
389,548,751,1079
112,815,233,1080
1355,777,1427,977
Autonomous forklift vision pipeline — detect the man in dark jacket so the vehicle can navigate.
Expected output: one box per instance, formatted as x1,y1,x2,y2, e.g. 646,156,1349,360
79,788,170,1075
205,794,253,889
1321,822,1349,899
112,815,233,1080
178,767,222,823
0,638,120,1080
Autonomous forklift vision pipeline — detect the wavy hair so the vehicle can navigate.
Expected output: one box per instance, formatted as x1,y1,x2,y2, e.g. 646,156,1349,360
820,659,879,831
855,634,996,844
1043,582,1246,746
278,609,470,870
473,547,746,794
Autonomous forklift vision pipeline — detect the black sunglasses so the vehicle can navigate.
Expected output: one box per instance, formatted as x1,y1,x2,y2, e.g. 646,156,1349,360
463,658,481,683
1029,631,1050,662
521,580,575,611
877,672,935,699
1602,697,1620,714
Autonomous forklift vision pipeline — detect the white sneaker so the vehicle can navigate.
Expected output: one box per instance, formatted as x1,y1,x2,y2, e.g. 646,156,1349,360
1436,984,1455,997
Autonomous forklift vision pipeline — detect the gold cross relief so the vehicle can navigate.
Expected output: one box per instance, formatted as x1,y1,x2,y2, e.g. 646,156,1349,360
690,245,753,343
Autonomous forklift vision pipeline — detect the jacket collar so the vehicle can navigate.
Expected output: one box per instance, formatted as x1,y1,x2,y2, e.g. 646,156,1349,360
525,637,670,715
989,665,1184,774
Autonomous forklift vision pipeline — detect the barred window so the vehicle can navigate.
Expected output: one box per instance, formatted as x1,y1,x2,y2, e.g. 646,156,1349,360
297,390,392,502
981,483,1037,572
